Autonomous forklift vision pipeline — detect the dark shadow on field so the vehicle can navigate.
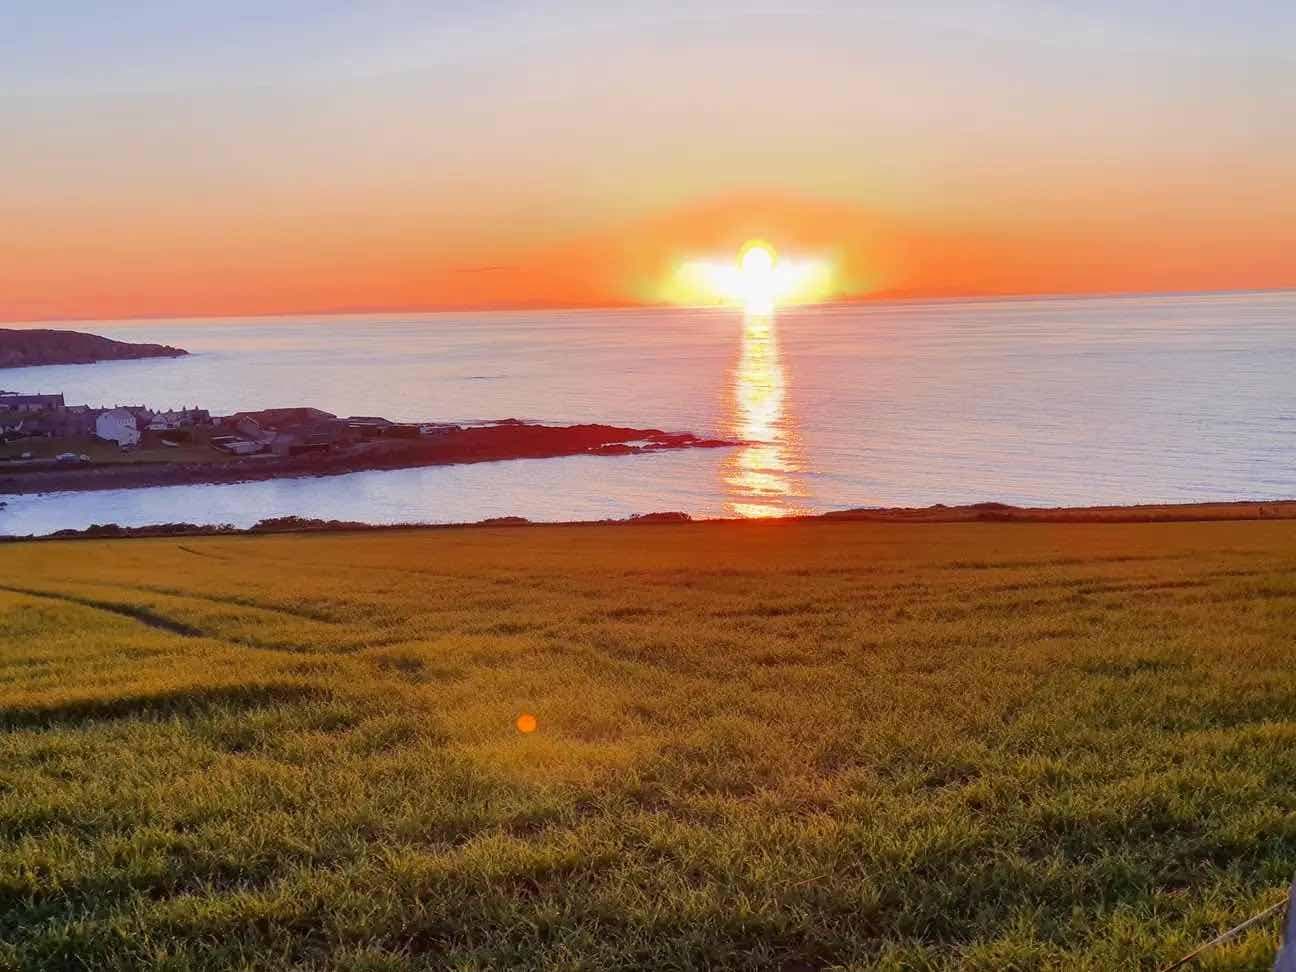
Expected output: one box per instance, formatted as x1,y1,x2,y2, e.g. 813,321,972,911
0,682,320,731
0,583,204,637
365,644,467,684
84,577,350,624
175,543,231,560
1,581,407,654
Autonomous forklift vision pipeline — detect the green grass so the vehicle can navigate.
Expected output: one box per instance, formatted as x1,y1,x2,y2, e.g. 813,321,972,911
1,520,1295,970
0,432,232,465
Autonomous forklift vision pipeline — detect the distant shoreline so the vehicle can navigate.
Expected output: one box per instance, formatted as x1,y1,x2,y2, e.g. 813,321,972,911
5,499,1295,542
0,327,187,368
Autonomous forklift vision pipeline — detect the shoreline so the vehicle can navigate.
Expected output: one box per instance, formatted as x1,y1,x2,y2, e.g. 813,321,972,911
0,422,734,496
5,499,1296,542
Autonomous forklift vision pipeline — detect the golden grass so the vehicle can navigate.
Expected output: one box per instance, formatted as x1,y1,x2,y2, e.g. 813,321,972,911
2,520,1295,970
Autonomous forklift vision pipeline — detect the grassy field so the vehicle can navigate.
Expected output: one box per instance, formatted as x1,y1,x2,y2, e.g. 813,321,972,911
2,520,1295,970
0,431,231,465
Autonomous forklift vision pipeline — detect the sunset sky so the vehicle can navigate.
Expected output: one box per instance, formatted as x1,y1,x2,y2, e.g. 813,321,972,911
4,1,1295,321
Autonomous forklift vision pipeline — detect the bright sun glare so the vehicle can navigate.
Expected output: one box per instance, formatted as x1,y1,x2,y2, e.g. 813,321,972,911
668,241,834,313
741,243,774,276
735,242,777,314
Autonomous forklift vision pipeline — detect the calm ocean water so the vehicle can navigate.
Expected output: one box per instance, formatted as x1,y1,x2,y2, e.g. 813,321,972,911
3,292,1294,535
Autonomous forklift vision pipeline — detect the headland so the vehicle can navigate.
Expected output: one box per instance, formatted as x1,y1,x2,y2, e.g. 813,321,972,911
0,328,188,368
0,395,733,495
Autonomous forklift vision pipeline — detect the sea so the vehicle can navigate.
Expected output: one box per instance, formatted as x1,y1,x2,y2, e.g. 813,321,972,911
2,291,1294,536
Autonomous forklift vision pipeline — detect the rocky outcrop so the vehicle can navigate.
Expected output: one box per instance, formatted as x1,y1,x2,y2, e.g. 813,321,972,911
0,421,739,495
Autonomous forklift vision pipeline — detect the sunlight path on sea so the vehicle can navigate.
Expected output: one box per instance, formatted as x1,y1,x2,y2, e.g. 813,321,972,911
722,311,810,518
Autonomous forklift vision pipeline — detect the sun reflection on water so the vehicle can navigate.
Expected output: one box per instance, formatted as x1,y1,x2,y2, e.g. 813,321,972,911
722,311,807,518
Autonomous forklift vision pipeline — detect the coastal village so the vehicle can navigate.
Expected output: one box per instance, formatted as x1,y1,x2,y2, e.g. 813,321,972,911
0,332,729,494
0,389,451,465
0,386,726,498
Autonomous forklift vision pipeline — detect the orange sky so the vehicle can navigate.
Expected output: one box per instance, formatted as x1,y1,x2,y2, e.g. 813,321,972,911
4,4,1295,321
7,189,1294,322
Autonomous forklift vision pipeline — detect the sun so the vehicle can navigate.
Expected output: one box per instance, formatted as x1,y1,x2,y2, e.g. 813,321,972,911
740,241,775,277
737,241,778,314
666,240,835,312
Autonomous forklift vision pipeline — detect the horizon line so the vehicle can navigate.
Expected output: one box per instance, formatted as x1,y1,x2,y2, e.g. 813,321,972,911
4,284,1295,328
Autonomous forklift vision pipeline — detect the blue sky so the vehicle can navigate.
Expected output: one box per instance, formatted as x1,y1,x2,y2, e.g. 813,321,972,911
5,2,1293,94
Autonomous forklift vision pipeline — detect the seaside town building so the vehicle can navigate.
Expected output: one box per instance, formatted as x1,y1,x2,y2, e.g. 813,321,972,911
2,384,471,469
146,407,210,431
0,392,65,412
0,387,212,449
38,405,98,438
95,408,142,447
217,408,352,456
0,386,434,462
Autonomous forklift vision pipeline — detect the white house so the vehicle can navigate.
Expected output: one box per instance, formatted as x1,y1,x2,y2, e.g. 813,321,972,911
96,408,141,447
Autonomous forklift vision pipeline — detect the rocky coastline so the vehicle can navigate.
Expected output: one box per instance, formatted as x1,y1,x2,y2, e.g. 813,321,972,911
0,421,734,495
